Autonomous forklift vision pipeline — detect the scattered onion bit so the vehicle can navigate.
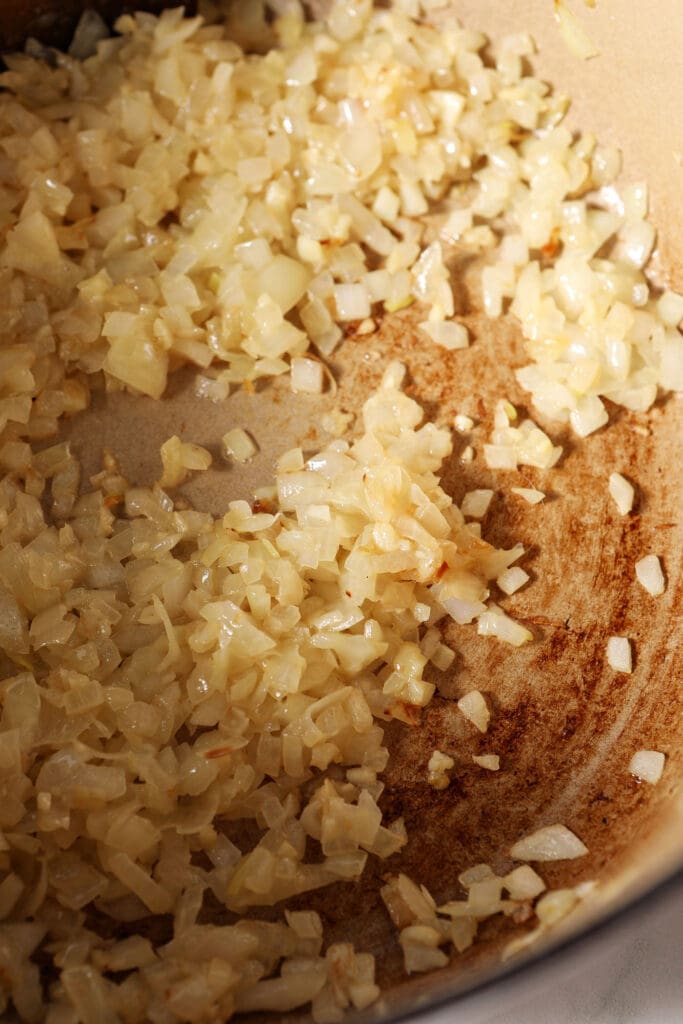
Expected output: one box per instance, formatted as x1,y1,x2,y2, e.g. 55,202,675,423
427,750,454,791
608,472,635,515
419,320,469,351
509,824,589,862
477,606,533,647
485,402,562,471
629,749,665,785
457,690,490,733
606,635,633,674
472,754,500,771
635,554,666,597
384,856,594,973
511,487,545,505
461,489,494,519
158,435,212,488
496,566,530,596
222,427,258,463
454,414,475,433
554,0,600,60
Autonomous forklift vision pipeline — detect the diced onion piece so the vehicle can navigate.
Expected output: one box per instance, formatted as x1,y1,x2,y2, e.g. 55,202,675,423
535,887,580,925
509,824,588,862
608,472,634,515
511,487,545,505
380,873,436,930
440,596,488,625
621,182,649,221
357,317,376,335
472,754,499,771
457,690,490,733
68,9,109,59
291,357,324,394
259,255,310,313
159,436,212,488
466,876,504,915
628,749,665,785
419,320,469,351
458,863,494,889
453,414,474,432
635,554,665,596
484,445,518,470
461,489,493,518
477,608,532,647
222,428,258,463
285,909,323,940
570,397,609,438
334,283,371,321
399,925,448,974
496,567,529,595
554,0,600,60
430,643,455,671
657,290,683,326
427,749,454,790
618,220,656,269
381,360,407,390
606,636,633,674
504,865,546,900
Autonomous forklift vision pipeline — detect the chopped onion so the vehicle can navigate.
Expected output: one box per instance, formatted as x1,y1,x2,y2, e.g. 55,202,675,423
453,414,475,432
334,283,371,321
606,636,633,674
440,596,488,625
159,436,212,488
291,357,324,394
608,472,635,515
509,824,588,862
511,487,545,505
457,691,490,733
222,427,258,463
635,554,665,597
419,321,469,351
629,749,665,785
461,489,494,518
477,608,533,647
427,749,454,790
504,865,546,900
0,0,677,1012
68,9,109,59
657,290,683,326
554,0,600,61
496,567,530,595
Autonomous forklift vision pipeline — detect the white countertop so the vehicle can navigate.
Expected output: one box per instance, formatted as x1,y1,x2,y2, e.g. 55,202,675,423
414,881,683,1024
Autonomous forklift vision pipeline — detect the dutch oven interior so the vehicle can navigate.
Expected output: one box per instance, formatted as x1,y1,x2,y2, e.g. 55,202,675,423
1,1,681,1019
